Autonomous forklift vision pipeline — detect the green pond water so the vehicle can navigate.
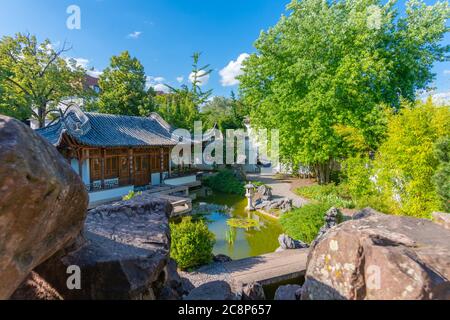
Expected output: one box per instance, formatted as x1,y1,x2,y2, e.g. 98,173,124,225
193,193,284,260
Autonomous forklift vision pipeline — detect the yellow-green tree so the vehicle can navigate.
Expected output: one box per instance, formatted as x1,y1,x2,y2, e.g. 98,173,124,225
374,100,449,218
433,136,450,211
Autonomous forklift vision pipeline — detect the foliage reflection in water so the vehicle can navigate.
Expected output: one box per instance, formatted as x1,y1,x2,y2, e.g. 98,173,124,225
191,193,283,260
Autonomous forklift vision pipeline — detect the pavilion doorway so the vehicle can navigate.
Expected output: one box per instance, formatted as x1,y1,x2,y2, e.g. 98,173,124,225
134,155,151,186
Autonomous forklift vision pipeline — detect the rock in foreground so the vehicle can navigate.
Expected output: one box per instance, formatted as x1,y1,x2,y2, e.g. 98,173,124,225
241,282,266,300
433,212,450,230
274,285,302,300
34,196,172,300
278,234,309,250
10,272,63,300
302,208,450,300
0,116,88,299
184,281,237,300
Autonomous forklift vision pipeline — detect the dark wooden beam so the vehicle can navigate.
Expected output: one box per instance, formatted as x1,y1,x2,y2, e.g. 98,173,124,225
101,148,105,189
78,150,83,182
129,148,133,186
160,147,164,184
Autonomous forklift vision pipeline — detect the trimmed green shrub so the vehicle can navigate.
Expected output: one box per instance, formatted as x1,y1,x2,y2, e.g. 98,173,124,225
280,203,331,243
170,217,215,270
202,169,245,195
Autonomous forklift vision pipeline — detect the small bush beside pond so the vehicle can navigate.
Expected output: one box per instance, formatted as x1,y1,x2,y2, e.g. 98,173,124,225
202,169,245,195
280,203,331,244
170,217,216,270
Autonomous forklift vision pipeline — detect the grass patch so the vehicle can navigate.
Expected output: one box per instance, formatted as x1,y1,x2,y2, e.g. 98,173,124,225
295,184,355,209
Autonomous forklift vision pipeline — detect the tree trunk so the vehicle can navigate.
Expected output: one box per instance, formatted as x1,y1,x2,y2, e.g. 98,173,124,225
314,160,332,185
37,105,46,129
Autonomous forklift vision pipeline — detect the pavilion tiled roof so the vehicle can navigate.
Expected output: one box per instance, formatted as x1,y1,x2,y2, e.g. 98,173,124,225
36,106,177,148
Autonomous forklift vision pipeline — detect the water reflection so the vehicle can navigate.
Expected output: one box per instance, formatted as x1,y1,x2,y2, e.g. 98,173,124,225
194,193,283,260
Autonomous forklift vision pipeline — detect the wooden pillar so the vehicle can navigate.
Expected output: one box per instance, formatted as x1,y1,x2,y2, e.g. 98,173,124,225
160,147,164,184
128,148,133,186
78,151,83,183
168,148,172,178
101,148,105,189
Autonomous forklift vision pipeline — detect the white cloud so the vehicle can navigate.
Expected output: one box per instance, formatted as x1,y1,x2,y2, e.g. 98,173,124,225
153,83,170,93
176,76,184,83
429,91,450,106
71,57,90,69
189,70,210,86
153,76,165,83
219,53,249,86
45,41,61,54
146,76,165,85
128,31,142,39
64,57,103,78
146,75,169,93
444,70,450,75
65,57,92,72
87,69,103,78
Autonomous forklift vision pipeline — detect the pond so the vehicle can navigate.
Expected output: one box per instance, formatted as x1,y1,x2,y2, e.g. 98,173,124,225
192,193,283,260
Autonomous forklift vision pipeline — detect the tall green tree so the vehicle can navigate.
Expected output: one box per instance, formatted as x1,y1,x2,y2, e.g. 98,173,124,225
0,33,86,127
239,0,449,184
155,52,213,130
97,51,151,116
154,91,199,130
201,94,248,131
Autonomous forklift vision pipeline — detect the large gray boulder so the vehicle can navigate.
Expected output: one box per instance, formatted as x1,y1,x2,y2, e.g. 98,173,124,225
241,282,266,300
274,285,302,300
158,258,185,300
302,208,450,300
10,272,63,300
311,207,342,247
0,116,88,299
255,198,293,213
256,185,273,201
33,196,173,300
278,234,309,250
433,212,450,230
184,281,237,300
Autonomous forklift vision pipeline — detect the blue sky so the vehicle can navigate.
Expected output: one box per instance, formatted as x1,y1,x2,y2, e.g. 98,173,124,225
0,0,448,100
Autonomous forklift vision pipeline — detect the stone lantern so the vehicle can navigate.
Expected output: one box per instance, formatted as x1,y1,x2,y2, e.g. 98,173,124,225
245,183,256,211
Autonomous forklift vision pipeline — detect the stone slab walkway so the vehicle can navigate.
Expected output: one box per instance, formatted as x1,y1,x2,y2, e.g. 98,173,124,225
246,174,309,208
180,249,308,290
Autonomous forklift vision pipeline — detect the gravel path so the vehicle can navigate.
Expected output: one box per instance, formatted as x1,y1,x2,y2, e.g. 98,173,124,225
247,174,309,208
179,263,233,289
